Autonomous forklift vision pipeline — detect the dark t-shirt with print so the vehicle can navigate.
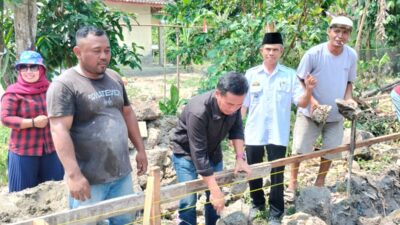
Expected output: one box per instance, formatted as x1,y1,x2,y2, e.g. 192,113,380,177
46,68,132,184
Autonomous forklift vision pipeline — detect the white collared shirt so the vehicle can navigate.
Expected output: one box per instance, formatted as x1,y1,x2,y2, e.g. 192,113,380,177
243,63,304,146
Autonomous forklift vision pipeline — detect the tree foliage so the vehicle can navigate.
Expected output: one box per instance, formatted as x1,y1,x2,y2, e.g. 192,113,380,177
0,4,16,88
1,0,142,88
164,0,331,92
164,0,400,93
36,0,142,76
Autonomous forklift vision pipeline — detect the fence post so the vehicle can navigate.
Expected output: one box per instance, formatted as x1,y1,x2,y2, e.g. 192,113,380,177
143,167,161,225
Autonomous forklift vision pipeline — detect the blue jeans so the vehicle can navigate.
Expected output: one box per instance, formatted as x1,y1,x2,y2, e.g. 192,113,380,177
69,174,135,225
391,90,400,121
173,154,223,225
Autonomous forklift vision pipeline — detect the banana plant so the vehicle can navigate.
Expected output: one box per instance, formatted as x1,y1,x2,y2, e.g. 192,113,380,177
159,84,186,115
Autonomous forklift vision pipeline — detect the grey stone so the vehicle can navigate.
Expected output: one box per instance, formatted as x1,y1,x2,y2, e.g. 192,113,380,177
342,129,374,160
145,128,161,149
357,216,381,225
218,199,250,225
380,209,400,225
146,147,169,168
282,212,327,225
331,197,357,225
295,187,332,224
130,100,161,121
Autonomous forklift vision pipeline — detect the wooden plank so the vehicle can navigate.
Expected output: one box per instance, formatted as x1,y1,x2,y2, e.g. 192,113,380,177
12,192,145,225
32,219,48,225
151,168,161,225
143,167,161,225
143,176,155,225
13,132,400,225
138,121,148,138
270,132,400,168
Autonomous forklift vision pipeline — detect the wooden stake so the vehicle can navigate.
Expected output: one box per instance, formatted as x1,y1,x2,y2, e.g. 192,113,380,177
32,219,48,225
143,167,161,225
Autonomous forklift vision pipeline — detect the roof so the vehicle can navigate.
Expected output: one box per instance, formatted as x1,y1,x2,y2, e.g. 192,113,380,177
104,0,173,6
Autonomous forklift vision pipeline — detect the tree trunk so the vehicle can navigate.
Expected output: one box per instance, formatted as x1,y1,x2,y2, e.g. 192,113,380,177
0,0,4,53
355,0,369,54
13,0,37,56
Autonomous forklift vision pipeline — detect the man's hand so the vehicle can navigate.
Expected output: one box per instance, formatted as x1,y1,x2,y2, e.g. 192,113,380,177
210,187,225,215
34,115,49,128
304,74,317,91
136,150,148,176
67,172,91,201
234,157,252,177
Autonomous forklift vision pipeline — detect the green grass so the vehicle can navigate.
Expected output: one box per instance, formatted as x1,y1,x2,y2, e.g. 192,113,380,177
125,84,141,99
356,153,393,173
180,76,202,89
0,125,10,185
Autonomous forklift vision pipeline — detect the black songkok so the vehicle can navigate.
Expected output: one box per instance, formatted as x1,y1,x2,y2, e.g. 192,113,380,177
262,32,283,45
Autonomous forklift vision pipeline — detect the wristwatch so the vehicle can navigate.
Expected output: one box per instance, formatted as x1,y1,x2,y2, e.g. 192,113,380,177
236,152,246,161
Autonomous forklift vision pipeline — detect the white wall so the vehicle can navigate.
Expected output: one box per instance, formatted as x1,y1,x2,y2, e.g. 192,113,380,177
104,2,153,63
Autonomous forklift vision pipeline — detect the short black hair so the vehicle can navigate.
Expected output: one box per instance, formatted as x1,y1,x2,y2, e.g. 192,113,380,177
216,71,249,96
75,26,106,43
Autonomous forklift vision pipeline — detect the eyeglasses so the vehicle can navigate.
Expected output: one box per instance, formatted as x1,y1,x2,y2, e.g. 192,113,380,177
19,64,39,72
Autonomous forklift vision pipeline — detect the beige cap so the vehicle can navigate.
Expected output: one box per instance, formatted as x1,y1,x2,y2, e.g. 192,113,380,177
330,16,353,28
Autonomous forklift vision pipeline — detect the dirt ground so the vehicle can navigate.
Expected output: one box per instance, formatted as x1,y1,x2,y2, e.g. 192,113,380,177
126,72,203,102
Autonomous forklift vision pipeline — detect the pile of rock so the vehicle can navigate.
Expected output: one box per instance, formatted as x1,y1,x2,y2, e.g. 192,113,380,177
130,100,178,191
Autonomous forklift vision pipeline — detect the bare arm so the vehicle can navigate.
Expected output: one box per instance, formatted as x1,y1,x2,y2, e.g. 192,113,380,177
343,82,357,106
344,82,354,100
297,75,317,108
201,174,225,214
299,75,319,110
123,105,148,175
49,116,90,201
201,139,251,215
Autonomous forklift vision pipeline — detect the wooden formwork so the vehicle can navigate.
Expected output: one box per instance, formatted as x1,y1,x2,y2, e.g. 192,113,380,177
12,132,400,225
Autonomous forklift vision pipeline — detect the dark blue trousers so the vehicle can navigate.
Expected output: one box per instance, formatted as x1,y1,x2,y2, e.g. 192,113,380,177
8,151,64,192
245,144,286,218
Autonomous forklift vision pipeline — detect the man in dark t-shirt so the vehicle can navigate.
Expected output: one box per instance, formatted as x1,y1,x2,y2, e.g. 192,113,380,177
47,26,147,225
172,72,251,225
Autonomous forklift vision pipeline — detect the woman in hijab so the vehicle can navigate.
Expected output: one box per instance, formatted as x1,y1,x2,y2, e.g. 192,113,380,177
1,50,64,192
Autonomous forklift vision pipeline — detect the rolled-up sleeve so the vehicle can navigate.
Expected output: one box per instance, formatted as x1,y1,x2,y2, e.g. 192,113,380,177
186,112,214,176
292,75,305,106
1,94,23,129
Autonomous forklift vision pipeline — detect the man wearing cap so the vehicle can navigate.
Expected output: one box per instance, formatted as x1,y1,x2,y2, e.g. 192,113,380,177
241,32,316,223
288,16,358,194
